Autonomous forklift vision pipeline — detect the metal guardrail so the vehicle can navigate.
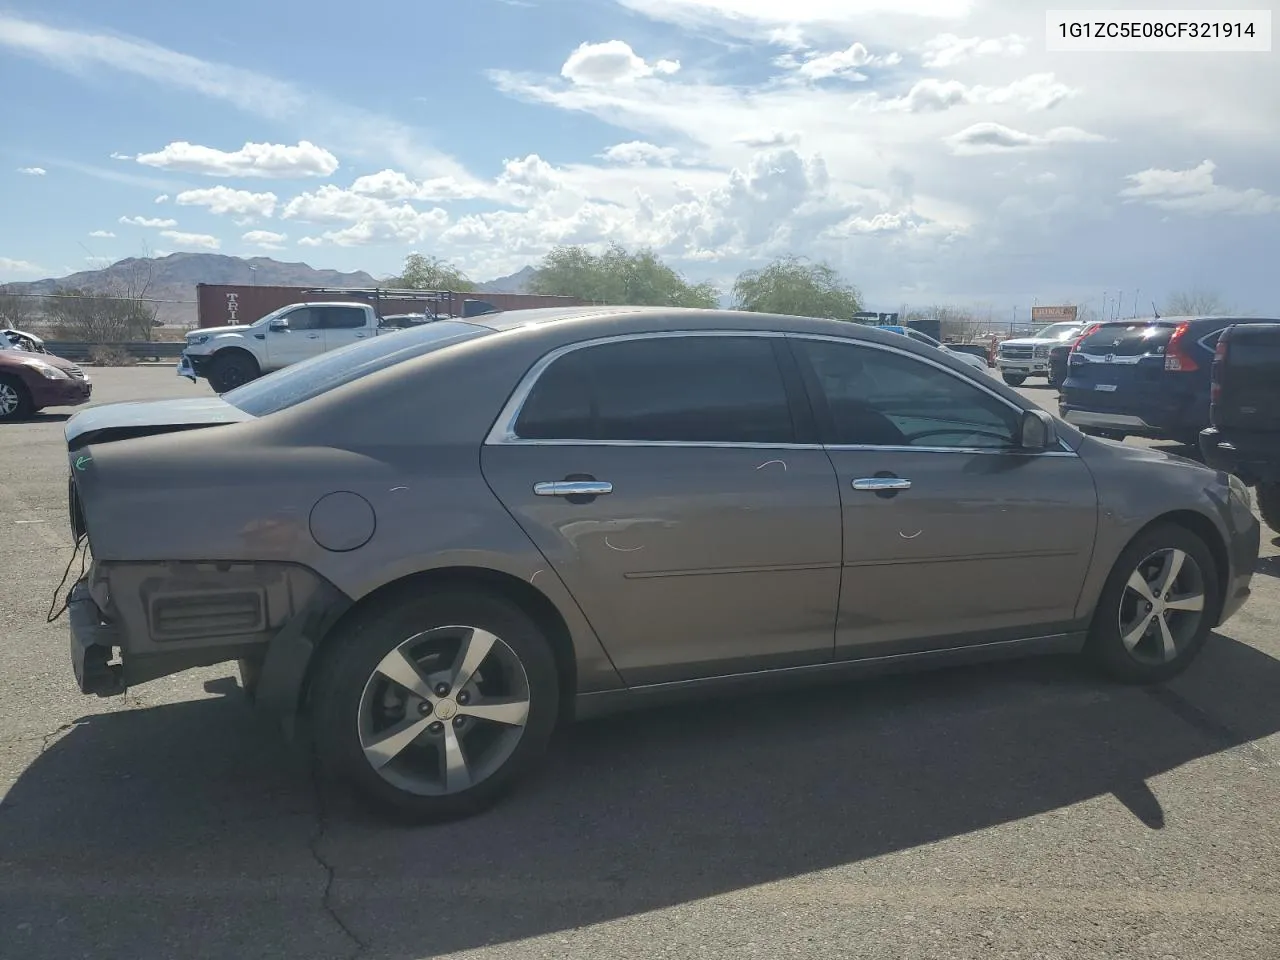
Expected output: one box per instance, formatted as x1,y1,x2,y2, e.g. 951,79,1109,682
44,341,185,362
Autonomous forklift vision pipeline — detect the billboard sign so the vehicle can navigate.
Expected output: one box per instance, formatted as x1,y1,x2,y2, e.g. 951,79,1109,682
1031,305,1078,323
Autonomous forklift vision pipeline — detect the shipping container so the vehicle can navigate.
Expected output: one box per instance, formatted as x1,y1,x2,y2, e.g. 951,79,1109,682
196,284,591,329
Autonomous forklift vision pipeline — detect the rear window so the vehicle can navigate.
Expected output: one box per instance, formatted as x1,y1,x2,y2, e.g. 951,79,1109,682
223,320,489,417
1076,322,1175,357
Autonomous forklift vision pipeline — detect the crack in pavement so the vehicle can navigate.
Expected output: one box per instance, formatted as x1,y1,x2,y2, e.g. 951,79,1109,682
308,756,367,959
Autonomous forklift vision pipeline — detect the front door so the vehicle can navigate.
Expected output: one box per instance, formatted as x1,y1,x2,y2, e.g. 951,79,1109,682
264,306,326,368
320,306,372,352
787,335,1099,657
481,333,843,686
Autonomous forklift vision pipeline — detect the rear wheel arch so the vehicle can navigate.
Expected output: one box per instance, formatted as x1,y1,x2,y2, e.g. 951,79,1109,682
304,566,579,716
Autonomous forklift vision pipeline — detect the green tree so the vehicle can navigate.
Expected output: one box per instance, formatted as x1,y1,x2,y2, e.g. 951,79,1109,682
732,256,862,319
529,243,719,308
391,254,474,292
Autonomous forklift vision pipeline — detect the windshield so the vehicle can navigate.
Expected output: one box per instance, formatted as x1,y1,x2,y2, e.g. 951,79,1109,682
222,320,490,417
906,329,942,349
1035,323,1083,341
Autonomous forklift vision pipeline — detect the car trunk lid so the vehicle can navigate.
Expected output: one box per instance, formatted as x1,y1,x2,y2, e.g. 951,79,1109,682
64,396,254,452
1064,321,1177,408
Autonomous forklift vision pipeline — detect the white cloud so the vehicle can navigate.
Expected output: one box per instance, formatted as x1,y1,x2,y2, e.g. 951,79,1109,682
921,33,1028,68
882,73,1077,113
154,194,169,203
119,215,178,227
281,185,449,246
0,257,43,275
944,122,1107,155
175,186,278,218
0,14,477,186
242,229,288,250
561,40,680,85
599,140,680,166
17,166,46,175
790,42,901,81
109,151,129,160
159,229,220,250
88,230,116,238
348,169,480,202
1120,160,1280,217
614,0,973,35
135,140,339,178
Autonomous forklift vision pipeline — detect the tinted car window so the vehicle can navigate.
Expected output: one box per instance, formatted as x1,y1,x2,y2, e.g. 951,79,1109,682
321,306,367,329
282,307,320,331
795,338,1020,449
223,320,489,417
515,336,795,444
1076,322,1175,357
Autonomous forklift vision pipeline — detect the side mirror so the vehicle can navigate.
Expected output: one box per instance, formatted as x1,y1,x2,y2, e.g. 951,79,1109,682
268,317,289,332
1019,409,1059,451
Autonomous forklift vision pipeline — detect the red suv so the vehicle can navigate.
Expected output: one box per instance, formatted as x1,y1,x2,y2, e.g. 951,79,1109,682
0,336,92,421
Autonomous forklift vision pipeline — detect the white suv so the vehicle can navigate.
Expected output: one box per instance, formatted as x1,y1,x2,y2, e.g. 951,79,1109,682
996,322,1085,386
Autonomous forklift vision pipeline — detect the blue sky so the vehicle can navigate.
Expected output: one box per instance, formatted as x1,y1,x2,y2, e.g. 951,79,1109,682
1,0,1277,313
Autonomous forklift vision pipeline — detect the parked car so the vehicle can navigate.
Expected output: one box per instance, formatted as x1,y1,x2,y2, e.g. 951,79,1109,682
996,322,1086,386
179,301,391,393
1199,322,1280,533
879,325,990,374
0,336,92,421
946,342,993,367
1059,315,1280,446
3,327,47,353
64,306,1259,820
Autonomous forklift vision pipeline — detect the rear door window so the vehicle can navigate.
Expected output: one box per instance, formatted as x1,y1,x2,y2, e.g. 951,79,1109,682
1075,322,1175,357
515,335,796,444
319,306,368,329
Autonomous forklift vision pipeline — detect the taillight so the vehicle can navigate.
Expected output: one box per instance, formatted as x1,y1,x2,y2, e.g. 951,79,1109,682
1164,321,1199,372
1069,323,1100,353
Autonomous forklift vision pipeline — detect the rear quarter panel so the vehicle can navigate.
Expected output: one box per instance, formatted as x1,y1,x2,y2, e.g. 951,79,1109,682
74,330,625,693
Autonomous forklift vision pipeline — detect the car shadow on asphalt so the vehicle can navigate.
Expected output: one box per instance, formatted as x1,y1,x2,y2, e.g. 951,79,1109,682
3,636,1280,959
3,413,71,425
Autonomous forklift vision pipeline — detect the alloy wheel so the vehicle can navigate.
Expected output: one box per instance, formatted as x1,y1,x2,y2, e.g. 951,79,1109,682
0,382,19,417
356,625,531,796
1117,547,1207,666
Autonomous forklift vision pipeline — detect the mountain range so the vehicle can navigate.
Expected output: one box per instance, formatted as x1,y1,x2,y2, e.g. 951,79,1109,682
2,254,536,325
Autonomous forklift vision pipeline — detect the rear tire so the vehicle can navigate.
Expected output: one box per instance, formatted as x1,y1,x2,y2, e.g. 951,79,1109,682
206,351,260,393
1085,523,1219,684
1257,483,1280,536
1001,373,1026,387
0,375,33,421
309,589,560,822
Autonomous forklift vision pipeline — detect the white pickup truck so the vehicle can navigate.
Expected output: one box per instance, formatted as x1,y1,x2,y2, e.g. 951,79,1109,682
178,302,395,393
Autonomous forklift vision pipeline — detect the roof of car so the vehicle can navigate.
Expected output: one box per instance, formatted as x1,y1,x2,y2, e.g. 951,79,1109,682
465,305,906,342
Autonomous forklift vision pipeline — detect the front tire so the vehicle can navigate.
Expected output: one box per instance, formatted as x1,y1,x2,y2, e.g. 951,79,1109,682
1001,372,1027,387
206,351,260,393
309,589,560,822
1085,523,1219,683
0,375,33,421
1257,483,1280,535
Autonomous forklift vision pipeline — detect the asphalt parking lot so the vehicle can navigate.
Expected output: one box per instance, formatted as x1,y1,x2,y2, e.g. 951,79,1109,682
3,366,1280,960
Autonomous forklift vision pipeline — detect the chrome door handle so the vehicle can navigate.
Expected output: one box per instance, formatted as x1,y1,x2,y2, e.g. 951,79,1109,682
852,477,912,491
534,480,613,497
307,334,320,339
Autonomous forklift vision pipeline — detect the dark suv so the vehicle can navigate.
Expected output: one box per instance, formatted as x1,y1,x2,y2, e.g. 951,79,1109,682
1200,322,1280,533
1059,316,1280,445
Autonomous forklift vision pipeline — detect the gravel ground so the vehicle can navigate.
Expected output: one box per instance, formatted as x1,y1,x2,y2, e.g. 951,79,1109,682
1,366,1279,960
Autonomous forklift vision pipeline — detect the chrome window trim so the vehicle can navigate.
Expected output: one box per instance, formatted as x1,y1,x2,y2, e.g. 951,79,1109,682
483,328,1077,457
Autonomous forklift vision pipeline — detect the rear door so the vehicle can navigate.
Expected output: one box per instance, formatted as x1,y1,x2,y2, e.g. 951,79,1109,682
320,306,372,352
481,331,843,686
1064,321,1176,412
1215,324,1280,431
